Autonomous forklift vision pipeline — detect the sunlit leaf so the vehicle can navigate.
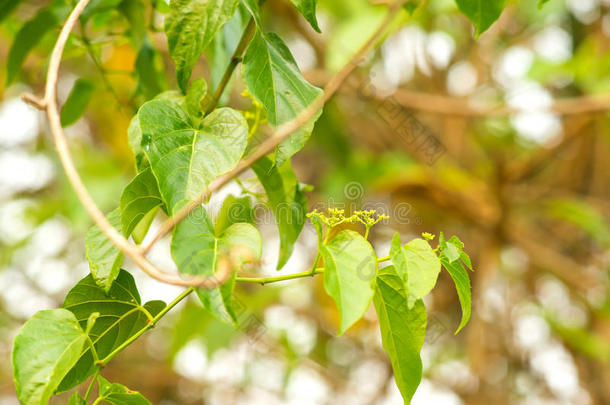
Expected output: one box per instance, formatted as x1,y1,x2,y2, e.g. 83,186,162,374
373,266,427,404
322,230,377,335
86,208,123,292
120,168,163,243
390,233,441,308
12,309,88,405
139,99,249,212
242,31,323,165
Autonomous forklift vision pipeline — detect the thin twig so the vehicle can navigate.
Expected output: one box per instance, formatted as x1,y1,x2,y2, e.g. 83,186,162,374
143,0,409,252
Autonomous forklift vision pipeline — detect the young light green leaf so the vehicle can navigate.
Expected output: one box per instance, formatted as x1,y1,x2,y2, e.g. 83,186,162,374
140,100,249,212
242,31,323,165
185,77,208,119
373,266,427,404
165,0,240,91
252,157,307,269
120,168,163,242
86,208,124,292
12,309,88,405
60,78,95,127
322,230,377,335
172,204,261,324
96,376,151,405
58,270,166,392
214,193,253,234
6,0,70,84
454,0,508,37
390,233,441,308
288,0,320,32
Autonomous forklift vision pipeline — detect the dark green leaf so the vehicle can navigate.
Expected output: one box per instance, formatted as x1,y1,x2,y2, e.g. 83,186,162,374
389,233,440,308
135,40,167,99
252,157,307,269
0,0,20,23
288,0,320,32
373,266,427,404
165,0,240,91
6,0,70,84
12,309,88,405
58,270,165,392
454,0,508,37
96,376,151,404
172,204,261,324
86,208,124,292
242,31,323,165
120,168,163,242
60,79,95,127
322,230,377,335
140,99,249,212
120,0,147,48
439,233,472,334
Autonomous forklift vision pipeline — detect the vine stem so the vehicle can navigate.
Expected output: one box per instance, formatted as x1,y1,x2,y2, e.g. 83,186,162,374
205,17,256,114
236,255,391,285
21,0,407,288
97,287,194,367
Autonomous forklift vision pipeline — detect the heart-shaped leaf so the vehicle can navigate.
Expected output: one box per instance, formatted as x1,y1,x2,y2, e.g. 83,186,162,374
321,230,377,335
57,270,165,392
86,208,124,292
120,168,163,243
140,99,249,212
390,233,441,308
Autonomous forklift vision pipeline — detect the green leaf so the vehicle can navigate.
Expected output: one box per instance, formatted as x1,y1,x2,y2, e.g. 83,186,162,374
214,193,253,234
538,0,551,8
58,270,165,392
252,157,307,269
242,31,323,165
439,233,472,334
86,208,124,292
68,392,87,405
0,0,21,23
185,78,208,119
241,0,262,28
389,233,441,308
165,0,240,91
120,168,163,241
373,266,427,404
96,376,151,404
120,0,147,48
288,0,320,32
12,309,88,405
172,204,261,324
454,0,508,37
6,0,70,84
140,100,249,212
135,40,167,99
60,79,95,127
322,230,377,335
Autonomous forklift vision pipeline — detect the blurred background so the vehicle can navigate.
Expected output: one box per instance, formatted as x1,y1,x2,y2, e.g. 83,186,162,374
1,0,610,403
